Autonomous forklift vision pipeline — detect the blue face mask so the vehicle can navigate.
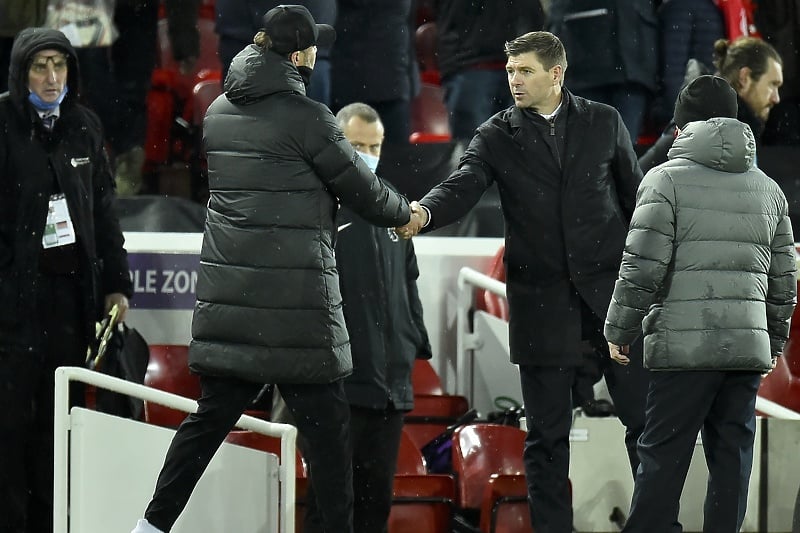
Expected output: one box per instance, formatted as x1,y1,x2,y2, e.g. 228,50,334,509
356,150,380,173
28,85,68,112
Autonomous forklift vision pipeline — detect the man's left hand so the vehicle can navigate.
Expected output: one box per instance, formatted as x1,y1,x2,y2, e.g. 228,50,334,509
608,342,630,365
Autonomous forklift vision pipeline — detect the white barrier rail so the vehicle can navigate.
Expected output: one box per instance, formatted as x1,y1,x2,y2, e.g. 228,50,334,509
53,366,297,533
455,268,800,422
456,267,507,401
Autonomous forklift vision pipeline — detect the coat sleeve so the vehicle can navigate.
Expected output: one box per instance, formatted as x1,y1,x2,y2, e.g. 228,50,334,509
605,168,676,345
766,198,797,357
611,109,644,221
305,107,411,228
90,122,133,299
418,128,495,231
405,239,432,359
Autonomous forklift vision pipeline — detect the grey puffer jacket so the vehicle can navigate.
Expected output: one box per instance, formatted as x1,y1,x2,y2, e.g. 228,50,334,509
189,45,410,384
605,117,796,371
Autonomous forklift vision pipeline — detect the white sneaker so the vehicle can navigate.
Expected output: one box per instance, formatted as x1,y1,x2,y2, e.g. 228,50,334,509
131,518,164,533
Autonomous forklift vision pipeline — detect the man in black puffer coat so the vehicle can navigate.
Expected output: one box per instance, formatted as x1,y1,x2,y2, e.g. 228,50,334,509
0,27,132,533
131,6,410,533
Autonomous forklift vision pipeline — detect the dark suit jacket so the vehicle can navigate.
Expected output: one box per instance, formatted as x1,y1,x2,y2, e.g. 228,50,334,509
420,89,643,365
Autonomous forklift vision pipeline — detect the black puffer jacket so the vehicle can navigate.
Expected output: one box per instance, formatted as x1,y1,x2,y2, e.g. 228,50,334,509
0,28,132,352
189,44,410,384
606,118,796,370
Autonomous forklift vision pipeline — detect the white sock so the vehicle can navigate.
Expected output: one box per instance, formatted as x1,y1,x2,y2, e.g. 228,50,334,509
131,518,164,533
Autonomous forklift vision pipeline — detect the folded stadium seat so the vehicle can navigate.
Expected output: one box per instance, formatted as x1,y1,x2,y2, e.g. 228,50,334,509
451,423,527,522
412,359,446,395
415,22,440,85
144,345,269,427
478,474,529,533
405,360,470,449
409,83,452,144
143,344,200,427
388,475,455,533
396,427,428,475
475,244,508,320
224,430,307,532
758,278,800,413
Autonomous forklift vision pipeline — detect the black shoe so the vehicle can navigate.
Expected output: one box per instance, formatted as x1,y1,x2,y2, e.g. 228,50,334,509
581,399,615,417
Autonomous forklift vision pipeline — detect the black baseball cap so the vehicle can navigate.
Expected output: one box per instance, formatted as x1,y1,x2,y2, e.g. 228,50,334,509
262,5,336,55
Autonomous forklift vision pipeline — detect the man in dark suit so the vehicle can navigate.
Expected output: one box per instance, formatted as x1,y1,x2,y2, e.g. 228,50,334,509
398,31,648,533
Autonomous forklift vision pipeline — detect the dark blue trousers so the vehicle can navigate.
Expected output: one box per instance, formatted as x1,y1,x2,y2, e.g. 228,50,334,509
623,370,761,533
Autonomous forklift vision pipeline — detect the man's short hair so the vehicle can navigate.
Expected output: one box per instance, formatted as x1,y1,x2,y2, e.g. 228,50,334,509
504,31,568,72
713,37,782,90
335,102,381,129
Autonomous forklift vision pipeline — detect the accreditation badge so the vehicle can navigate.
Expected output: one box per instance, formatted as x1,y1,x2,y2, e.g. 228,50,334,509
42,193,77,249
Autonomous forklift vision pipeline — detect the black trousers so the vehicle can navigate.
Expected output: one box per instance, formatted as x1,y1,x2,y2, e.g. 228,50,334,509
623,370,761,533
304,405,404,533
144,375,354,533
518,345,648,533
0,273,86,533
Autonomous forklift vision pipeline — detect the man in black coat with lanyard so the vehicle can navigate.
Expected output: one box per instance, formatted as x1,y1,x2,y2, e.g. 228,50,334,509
398,31,647,533
0,27,133,533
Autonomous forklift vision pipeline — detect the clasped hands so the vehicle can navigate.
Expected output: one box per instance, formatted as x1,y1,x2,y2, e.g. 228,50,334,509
395,201,427,240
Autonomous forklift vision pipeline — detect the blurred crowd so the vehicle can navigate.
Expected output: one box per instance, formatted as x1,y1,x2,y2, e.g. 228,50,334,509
1,0,798,200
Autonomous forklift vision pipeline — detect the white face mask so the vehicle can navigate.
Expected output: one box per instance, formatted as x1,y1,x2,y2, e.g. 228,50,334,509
356,150,380,173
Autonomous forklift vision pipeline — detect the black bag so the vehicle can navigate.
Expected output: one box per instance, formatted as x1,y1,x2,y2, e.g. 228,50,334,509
91,324,150,419
486,396,524,427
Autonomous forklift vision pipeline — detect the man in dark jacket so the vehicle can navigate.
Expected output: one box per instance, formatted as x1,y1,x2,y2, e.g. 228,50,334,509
548,0,659,141
639,37,784,173
301,101,433,533
434,0,545,144
0,27,133,533
214,0,335,105
397,31,648,533
131,6,410,533
606,75,796,532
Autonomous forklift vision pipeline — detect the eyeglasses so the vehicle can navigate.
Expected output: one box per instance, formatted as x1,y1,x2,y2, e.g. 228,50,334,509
30,55,68,75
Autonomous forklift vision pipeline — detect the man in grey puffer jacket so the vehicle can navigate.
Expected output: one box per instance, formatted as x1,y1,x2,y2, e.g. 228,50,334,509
605,75,797,533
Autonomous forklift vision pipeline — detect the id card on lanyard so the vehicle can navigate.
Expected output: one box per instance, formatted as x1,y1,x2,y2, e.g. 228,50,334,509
42,193,76,249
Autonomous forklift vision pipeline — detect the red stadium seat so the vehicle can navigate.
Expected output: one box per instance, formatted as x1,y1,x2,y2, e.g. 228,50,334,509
388,475,455,533
475,245,508,321
410,83,451,144
412,359,445,395
415,22,440,85
143,344,200,427
396,428,428,475
758,277,800,414
451,423,526,510
479,474,530,533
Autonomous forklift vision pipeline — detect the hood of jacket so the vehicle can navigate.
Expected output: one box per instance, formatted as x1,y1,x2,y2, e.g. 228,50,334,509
224,44,306,105
667,117,756,174
7,27,80,117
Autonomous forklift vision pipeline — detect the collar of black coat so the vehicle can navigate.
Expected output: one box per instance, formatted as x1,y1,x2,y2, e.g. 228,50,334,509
224,45,306,105
509,88,589,130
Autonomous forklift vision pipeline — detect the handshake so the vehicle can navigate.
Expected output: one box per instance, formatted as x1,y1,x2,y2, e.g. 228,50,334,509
395,201,428,240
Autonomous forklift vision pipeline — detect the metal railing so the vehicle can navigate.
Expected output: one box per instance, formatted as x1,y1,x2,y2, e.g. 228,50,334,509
53,366,297,533
454,267,800,421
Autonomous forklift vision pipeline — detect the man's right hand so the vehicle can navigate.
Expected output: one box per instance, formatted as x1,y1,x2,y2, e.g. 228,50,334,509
396,201,427,239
